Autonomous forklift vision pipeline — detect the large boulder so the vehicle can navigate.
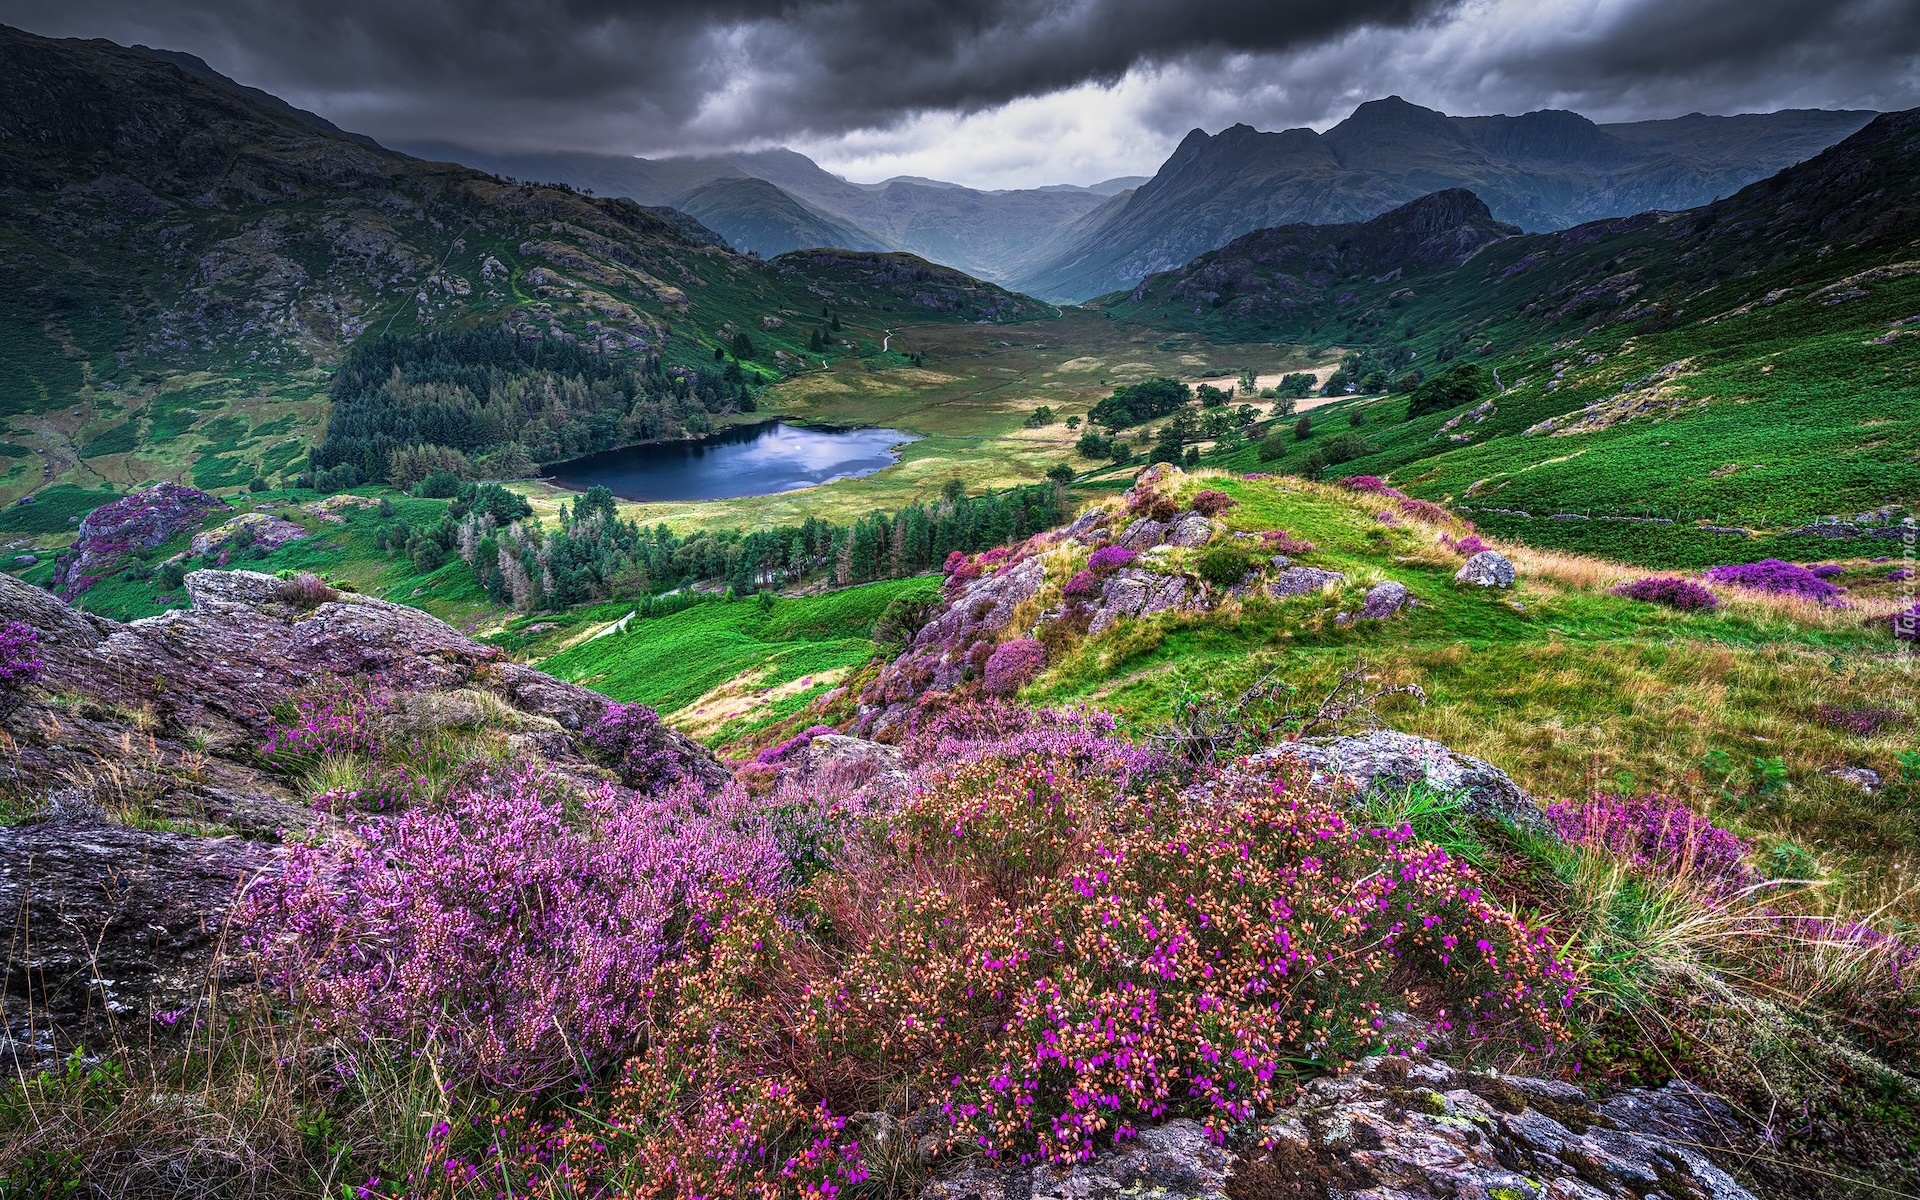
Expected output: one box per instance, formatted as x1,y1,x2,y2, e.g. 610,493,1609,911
1166,513,1217,547
1455,550,1516,588
1358,579,1412,619
1254,728,1546,832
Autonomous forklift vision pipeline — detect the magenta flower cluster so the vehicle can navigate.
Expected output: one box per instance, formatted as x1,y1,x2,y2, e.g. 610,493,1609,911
1814,704,1903,736
1612,576,1721,612
259,674,391,762
239,765,786,1087
1702,558,1844,604
1086,544,1138,576
983,638,1047,696
1443,534,1490,556
1546,793,1756,894
1063,568,1102,598
1339,475,1405,498
0,619,43,690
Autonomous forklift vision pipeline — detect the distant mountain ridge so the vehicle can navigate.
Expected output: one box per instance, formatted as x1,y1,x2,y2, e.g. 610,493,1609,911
398,141,1119,281
1011,96,1879,301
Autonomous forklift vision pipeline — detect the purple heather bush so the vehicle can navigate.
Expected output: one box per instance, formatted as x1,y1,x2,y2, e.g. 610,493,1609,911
1086,544,1138,576
982,638,1047,696
1340,475,1408,500
1612,576,1721,612
754,724,838,766
1702,558,1844,604
1887,603,1920,643
0,619,44,715
260,673,390,762
1443,534,1490,556
1188,488,1235,517
584,701,685,790
239,765,785,1087
1546,793,1757,894
1809,563,1846,579
1062,567,1102,598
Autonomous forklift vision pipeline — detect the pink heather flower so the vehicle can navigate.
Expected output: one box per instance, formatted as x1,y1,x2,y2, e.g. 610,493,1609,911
1086,545,1137,576
983,639,1047,697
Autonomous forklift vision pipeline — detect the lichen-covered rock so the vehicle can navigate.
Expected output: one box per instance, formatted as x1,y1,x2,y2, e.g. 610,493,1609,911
923,1119,1232,1200
1269,566,1346,598
189,510,309,556
49,483,227,597
1118,517,1172,550
1167,513,1217,547
1240,1054,1755,1200
1455,550,1516,588
1088,567,1202,635
1358,580,1412,619
1255,728,1546,832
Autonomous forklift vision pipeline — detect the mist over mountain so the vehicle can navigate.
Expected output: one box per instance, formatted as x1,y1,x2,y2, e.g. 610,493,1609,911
398,141,1119,280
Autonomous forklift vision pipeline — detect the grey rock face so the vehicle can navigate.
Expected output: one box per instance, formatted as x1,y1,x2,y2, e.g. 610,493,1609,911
923,1119,1233,1200
1118,517,1171,550
1244,1054,1755,1200
924,1055,1754,1200
1255,728,1546,832
1828,766,1882,792
1455,550,1516,588
1088,568,1201,635
1269,566,1346,598
1358,580,1411,619
1167,513,1217,547
1,818,278,1069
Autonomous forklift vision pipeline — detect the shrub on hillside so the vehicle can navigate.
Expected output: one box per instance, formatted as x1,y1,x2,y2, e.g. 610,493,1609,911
1196,544,1255,587
1087,544,1138,575
584,701,687,791
0,619,43,717
238,766,785,1089
1260,529,1317,555
1613,576,1721,612
1256,431,1290,461
1063,568,1102,598
983,638,1047,696
1406,363,1485,418
1545,793,1755,894
1702,559,1843,604
1188,489,1235,517
870,589,943,654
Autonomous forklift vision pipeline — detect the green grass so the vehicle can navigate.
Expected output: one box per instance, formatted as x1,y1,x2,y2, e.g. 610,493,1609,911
0,484,120,535
1022,474,1920,897
538,577,928,714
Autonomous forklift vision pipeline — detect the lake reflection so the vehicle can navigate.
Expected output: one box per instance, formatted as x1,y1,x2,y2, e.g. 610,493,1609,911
543,422,918,503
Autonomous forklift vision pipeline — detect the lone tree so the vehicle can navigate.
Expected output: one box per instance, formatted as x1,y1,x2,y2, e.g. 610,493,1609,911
731,331,756,360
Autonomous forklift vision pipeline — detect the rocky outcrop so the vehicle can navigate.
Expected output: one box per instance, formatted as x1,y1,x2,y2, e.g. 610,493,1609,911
1,815,276,1070
926,1055,1757,1200
49,483,227,597
1088,567,1204,635
1240,1054,1755,1200
1270,566,1346,598
1255,728,1546,832
0,568,728,1062
1,569,726,818
1455,549,1516,588
923,1120,1233,1200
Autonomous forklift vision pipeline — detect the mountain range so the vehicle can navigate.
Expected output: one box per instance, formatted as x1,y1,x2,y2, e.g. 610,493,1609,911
407,97,1875,303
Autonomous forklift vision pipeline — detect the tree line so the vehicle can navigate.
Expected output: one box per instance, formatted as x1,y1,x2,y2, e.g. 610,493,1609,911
388,478,1065,611
304,329,759,491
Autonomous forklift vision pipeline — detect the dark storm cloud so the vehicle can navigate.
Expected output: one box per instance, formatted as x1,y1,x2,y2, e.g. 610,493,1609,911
0,0,1455,150
1469,0,1920,117
0,0,1914,162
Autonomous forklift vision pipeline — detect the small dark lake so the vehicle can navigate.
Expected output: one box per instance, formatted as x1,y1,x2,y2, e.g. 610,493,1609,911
543,421,919,502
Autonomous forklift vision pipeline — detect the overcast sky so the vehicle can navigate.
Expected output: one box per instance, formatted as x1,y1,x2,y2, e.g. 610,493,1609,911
4,0,1916,189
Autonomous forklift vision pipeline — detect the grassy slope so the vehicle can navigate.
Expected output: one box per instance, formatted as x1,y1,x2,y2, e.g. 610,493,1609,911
1204,270,1920,565
1024,474,1920,895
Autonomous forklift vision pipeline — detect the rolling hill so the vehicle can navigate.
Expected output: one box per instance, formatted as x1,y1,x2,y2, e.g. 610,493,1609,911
671,176,890,258
1013,96,1877,301
0,24,1047,509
